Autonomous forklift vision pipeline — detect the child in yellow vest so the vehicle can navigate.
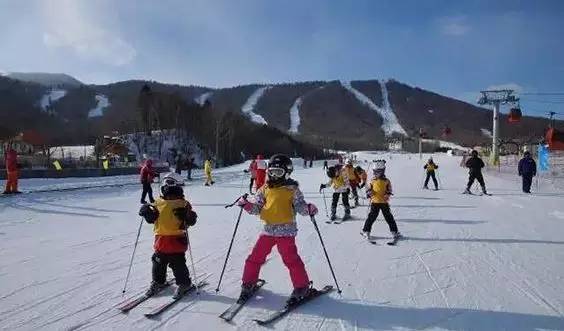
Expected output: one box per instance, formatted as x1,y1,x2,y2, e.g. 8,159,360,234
423,157,439,190
236,154,319,304
204,158,214,186
320,164,351,221
361,160,401,239
138,177,197,299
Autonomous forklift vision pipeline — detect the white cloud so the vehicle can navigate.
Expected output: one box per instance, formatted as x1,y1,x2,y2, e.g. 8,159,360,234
439,16,471,36
40,0,136,66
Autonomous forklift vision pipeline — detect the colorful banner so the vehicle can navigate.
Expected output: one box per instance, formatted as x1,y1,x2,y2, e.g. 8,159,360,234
538,144,550,171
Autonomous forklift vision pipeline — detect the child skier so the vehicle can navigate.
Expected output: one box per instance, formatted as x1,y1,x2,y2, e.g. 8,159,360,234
236,154,319,304
246,157,257,193
342,159,360,207
138,177,198,299
423,157,439,190
361,160,402,239
140,159,156,204
204,158,214,186
254,154,267,189
320,164,351,221
464,150,488,194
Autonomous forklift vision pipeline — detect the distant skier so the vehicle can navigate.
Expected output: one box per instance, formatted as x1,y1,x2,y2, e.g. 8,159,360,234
140,159,156,204
463,150,488,194
423,157,439,190
361,160,402,239
204,158,214,186
138,177,197,299
309,157,313,168
518,151,537,193
322,160,328,171
320,164,351,221
3,146,20,194
186,157,194,180
342,159,360,207
255,155,267,189
236,154,320,304
175,153,183,175
245,156,258,193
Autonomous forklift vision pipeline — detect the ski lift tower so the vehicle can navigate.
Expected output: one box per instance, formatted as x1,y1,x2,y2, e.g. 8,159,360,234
477,90,519,166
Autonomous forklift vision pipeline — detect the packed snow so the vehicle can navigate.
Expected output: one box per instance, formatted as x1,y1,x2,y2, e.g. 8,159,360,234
241,86,270,125
1,153,564,330
288,97,302,134
341,81,407,136
195,92,213,106
40,89,67,112
88,94,110,118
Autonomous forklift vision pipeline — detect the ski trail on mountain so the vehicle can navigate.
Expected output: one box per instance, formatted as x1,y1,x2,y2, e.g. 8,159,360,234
40,89,67,112
195,91,213,106
340,80,406,136
241,86,270,125
288,97,302,134
88,94,110,118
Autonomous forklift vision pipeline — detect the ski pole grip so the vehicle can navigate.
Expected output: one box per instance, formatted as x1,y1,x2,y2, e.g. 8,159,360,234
225,193,249,208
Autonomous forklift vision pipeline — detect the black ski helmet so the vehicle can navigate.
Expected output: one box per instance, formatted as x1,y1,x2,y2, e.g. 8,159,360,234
326,165,337,178
471,150,478,157
267,154,293,184
160,176,184,197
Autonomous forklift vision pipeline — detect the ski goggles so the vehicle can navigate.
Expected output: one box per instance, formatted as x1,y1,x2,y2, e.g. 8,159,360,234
267,167,286,178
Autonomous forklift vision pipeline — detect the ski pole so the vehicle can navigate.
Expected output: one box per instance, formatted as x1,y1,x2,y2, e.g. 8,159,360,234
186,228,200,294
310,215,342,294
215,194,247,292
321,189,329,218
122,217,144,294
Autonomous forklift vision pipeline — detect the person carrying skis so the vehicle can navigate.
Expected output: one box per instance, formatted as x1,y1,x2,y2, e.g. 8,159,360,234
361,160,401,239
140,158,156,204
138,177,197,299
423,157,439,190
320,164,351,221
463,150,488,194
3,146,20,194
236,154,319,304
342,159,360,207
518,151,537,193
255,154,267,189
245,156,258,193
204,158,214,186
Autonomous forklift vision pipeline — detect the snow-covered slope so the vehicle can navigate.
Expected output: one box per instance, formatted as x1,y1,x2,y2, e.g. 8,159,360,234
88,94,110,118
1,153,563,330
195,91,213,106
40,89,67,112
341,80,407,136
241,86,270,125
288,97,302,134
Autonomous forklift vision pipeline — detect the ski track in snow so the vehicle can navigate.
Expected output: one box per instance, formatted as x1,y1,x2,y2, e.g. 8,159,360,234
340,80,407,136
241,86,270,125
1,155,564,330
40,89,66,111
88,94,110,118
288,97,302,134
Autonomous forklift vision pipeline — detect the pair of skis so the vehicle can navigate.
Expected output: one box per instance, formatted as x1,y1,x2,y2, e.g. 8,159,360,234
219,280,334,325
361,233,401,246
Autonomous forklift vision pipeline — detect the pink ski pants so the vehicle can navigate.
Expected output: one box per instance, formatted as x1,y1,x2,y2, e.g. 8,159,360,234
242,235,310,288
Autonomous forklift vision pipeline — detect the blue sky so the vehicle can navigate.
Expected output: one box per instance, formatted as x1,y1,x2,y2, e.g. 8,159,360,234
1,0,563,117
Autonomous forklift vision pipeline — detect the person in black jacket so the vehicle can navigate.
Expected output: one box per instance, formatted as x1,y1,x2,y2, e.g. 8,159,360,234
518,151,537,193
423,158,439,190
464,150,488,194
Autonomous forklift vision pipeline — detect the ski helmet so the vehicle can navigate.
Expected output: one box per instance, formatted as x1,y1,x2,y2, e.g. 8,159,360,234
372,159,386,177
345,158,353,165
160,176,184,197
326,165,338,179
267,154,293,184
471,150,478,157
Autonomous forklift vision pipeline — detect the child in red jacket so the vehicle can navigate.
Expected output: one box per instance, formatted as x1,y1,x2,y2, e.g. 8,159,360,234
140,159,156,204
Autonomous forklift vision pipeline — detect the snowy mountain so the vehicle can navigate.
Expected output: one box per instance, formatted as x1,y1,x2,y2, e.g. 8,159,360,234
5,72,83,88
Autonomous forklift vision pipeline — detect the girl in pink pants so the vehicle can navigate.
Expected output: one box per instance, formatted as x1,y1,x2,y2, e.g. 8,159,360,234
236,154,318,304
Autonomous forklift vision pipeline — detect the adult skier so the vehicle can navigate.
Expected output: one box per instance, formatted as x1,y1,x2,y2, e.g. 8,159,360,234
423,157,439,190
140,158,156,204
138,177,197,299
361,160,402,240
255,154,267,189
245,156,257,193
204,158,214,186
236,154,320,304
186,157,194,181
518,151,537,193
320,164,351,221
342,159,360,207
3,146,20,194
322,160,328,171
463,150,488,194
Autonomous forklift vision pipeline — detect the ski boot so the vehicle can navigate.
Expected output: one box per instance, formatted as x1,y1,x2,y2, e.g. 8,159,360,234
360,231,370,238
173,282,193,299
341,209,351,221
423,185,428,190
145,281,167,297
237,283,257,303
392,231,403,240
462,188,471,194
286,283,316,306
330,209,337,221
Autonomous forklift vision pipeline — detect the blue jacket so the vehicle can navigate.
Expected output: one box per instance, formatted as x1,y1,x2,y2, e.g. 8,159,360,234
518,157,537,176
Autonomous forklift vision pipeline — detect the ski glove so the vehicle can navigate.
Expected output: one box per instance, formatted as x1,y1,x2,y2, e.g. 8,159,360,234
139,204,159,224
319,184,326,192
173,207,198,227
237,196,254,213
307,203,318,216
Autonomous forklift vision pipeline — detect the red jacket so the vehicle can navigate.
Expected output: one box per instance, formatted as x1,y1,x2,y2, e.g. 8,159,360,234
5,149,17,172
140,160,155,183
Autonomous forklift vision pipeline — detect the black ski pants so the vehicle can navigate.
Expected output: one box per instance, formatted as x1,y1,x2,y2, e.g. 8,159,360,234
249,177,255,193
141,181,154,203
363,203,398,233
522,174,533,193
467,172,486,191
424,172,438,189
331,191,350,212
152,252,191,286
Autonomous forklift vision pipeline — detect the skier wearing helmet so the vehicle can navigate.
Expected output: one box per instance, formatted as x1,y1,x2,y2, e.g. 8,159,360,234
342,158,360,207
236,154,320,305
464,150,488,194
423,157,439,190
